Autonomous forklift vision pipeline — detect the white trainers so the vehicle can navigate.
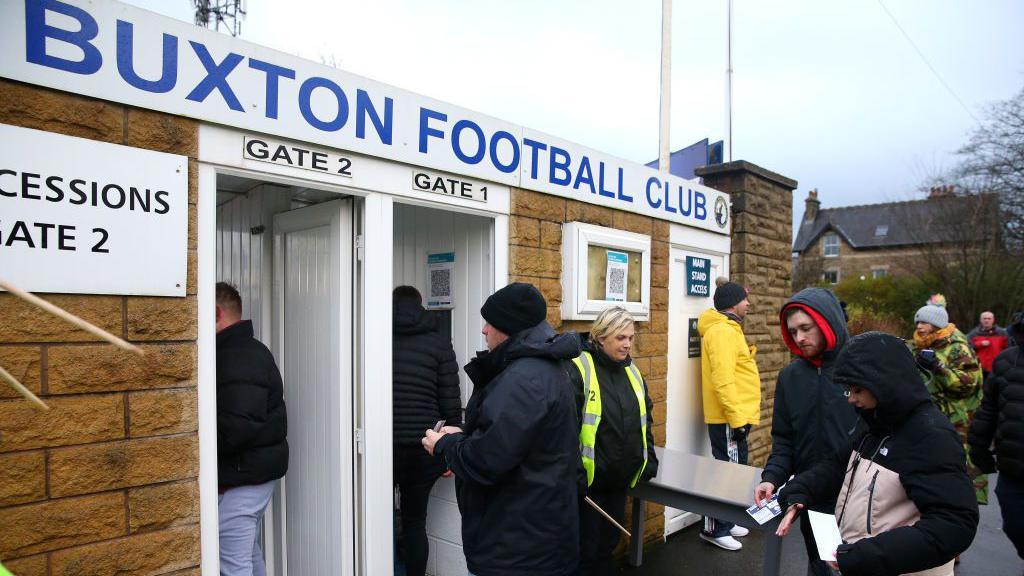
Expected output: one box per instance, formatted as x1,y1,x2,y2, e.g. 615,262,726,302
699,532,743,551
729,525,750,538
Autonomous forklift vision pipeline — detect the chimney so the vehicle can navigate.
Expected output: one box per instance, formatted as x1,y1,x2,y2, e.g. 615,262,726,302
804,188,820,222
929,185,954,199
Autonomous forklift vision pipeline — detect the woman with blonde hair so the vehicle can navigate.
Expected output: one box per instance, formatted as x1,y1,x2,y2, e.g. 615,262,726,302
570,306,659,576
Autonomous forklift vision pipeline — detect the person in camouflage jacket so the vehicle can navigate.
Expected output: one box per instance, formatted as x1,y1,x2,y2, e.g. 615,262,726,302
910,304,987,504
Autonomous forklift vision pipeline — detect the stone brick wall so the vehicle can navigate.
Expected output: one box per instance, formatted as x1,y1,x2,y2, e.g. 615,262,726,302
795,233,931,290
0,79,200,576
696,161,797,467
507,189,670,543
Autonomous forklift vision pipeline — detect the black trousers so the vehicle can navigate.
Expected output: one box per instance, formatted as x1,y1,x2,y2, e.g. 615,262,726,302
394,445,443,576
578,486,627,576
997,473,1024,561
704,423,748,537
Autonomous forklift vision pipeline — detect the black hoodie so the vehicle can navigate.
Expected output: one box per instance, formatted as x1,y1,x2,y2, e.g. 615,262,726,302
392,300,462,446
435,322,582,576
761,288,861,498
780,332,979,576
969,325,1024,480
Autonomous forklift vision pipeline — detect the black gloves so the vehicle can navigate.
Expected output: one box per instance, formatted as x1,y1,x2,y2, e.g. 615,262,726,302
731,424,751,442
915,349,942,373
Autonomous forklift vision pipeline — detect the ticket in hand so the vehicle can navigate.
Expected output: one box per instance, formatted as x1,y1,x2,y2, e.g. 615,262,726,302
746,492,783,525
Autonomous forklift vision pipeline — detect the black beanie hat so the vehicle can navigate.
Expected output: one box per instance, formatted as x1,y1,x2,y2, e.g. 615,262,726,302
481,282,547,336
714,281,747,311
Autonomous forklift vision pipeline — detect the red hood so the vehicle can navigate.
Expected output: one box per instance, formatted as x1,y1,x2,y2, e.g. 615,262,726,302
780,302,837,366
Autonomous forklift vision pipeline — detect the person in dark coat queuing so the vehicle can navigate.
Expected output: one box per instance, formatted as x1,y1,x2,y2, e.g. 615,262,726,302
754,287,860,576
392,286,462,576
778,332,978,576
215,282,288,576
421,282,582,576
969,311,1024,563
569,306,659,576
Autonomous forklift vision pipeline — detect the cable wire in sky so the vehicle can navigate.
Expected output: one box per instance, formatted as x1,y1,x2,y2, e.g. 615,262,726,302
875,0,980,125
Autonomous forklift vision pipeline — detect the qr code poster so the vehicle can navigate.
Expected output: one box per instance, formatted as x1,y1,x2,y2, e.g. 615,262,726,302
605,251,628,302
426,252,455,309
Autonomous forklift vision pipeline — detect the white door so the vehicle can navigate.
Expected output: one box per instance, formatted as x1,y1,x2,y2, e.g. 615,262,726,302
271,199,355,576
664,246,727,536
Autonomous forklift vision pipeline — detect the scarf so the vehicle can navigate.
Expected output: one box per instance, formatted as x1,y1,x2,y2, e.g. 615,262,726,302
913,323,957,349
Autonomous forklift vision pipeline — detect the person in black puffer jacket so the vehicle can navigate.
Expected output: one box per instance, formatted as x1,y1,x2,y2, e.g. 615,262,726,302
778,332,978,576
215,282,288,576
392,286,462,576
422,283,582,576
969,312,1024,561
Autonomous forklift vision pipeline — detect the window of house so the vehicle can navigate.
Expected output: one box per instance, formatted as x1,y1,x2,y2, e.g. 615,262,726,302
823,269,839,284
872,268,888,279
874,224,889,237
823,233,839,257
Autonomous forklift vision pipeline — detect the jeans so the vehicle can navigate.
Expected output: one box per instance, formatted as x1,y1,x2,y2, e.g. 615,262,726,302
996,473,1024,560
219,481,276,576
703,423,748,537
578,487,627,576
395,445,444,576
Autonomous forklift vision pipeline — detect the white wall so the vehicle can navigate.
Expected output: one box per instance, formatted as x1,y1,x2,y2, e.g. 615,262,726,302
392,202,494,576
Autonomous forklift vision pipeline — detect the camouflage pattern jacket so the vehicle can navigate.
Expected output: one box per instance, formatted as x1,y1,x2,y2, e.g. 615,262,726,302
910,324,983,422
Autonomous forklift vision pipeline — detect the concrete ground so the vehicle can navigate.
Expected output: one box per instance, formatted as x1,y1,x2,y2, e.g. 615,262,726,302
619,474,1023,576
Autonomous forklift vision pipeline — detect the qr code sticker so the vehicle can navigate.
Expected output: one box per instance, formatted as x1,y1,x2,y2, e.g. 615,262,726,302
430,268,452,298
608,267,626,295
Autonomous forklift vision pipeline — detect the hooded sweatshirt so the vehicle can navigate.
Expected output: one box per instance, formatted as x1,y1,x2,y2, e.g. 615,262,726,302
780,332,979,576
435,322,582,576
761,288,861,497
697,308,761,427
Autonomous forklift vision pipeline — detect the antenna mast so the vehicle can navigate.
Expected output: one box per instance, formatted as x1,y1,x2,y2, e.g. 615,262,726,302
193,0,246,37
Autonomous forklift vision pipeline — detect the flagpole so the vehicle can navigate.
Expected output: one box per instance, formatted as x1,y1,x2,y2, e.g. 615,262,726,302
726,0,734,161
658,0,672,173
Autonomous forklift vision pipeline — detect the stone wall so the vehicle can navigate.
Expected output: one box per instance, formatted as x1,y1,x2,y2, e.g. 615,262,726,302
507,189,670,543
795,233,930,290
696,161,797,466
0,79,201,576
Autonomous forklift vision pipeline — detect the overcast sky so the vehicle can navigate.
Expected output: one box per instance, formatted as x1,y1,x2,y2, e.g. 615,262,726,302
126,0,1024,239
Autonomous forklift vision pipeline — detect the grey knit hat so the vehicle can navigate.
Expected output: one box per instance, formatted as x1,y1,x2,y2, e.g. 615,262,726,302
914,305,948,328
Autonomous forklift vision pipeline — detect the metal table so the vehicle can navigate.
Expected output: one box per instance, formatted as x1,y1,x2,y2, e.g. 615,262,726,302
628,446,783,576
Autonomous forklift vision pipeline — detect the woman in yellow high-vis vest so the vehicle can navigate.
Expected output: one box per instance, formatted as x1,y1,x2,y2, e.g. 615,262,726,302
569,306,659,576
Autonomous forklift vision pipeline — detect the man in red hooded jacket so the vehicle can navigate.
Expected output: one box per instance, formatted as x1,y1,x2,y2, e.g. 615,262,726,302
967,311,1009,377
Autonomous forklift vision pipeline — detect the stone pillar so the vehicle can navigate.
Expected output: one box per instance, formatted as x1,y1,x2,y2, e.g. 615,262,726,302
695,161,797,466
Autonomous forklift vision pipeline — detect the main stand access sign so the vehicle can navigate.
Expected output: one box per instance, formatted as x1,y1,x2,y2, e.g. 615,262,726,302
0,123,188,296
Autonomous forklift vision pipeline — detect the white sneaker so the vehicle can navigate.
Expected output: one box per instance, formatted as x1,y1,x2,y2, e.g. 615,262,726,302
729,525,750,538
700,532,743,551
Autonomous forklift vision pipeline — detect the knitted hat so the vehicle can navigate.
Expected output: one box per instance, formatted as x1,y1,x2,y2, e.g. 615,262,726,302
914,305,948,329
481,282,547,336
714,281,748,311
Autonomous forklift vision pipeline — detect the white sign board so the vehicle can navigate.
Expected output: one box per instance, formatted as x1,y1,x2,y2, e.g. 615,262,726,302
0,0,729,233
605,250,628,302
0,123,188,296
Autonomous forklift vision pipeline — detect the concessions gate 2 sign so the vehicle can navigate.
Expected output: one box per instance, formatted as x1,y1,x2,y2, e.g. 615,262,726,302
0,124,188,296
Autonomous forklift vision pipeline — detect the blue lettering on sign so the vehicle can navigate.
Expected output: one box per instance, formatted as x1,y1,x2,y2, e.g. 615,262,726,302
18,0,723,227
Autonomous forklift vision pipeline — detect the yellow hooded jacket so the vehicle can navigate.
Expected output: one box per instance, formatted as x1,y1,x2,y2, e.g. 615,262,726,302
697,308,761,427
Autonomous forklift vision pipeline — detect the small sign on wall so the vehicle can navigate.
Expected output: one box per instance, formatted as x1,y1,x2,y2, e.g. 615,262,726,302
686,256,711,297
0,123,187,296
426,252,455,309
605,250,628,302
688,318,701,358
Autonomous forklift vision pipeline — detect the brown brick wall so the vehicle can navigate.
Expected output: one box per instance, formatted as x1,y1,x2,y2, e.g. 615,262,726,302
507,189,670,543
697,161,797,467
795,232,929,289
0,79,200,575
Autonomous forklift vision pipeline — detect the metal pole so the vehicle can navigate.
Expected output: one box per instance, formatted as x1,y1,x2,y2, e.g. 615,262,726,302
726,0,734,161
658,0,672,173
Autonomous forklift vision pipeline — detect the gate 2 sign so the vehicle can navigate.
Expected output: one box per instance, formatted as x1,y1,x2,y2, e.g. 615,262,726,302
0,124,188,296
686,256,711,297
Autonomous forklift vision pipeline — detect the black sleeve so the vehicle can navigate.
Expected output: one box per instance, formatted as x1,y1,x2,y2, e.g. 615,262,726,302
568,359,585,417
217,377,271,457
779,443,850,510
761,375,794,487
837,430,979,576
967,370,999,473
641,378,659,480
436,339,463,427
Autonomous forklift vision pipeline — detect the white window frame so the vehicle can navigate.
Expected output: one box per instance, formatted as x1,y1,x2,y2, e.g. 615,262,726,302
871,267,889,279
561,221,651,321
823,233,840,258
823,269,840,285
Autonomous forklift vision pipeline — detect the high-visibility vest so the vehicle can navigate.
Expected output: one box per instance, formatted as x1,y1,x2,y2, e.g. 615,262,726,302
571,351,648,488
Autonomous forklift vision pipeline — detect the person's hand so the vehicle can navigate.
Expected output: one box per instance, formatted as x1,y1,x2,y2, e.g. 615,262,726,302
441,469,454,478
776,503,803,537
754,481,776,507
915,349,942,373
826,559,840,572
731,424,751,442
439,425,463,435
421,428,445,456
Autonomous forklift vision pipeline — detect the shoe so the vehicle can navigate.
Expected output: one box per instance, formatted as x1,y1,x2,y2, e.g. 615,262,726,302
700,532,743,551
729,525,750,538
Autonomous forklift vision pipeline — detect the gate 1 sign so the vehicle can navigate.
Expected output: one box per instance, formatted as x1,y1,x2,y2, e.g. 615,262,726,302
686,256,711,297
0,124,188,296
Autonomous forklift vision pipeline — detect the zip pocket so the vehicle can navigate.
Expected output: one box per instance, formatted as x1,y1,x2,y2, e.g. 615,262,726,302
866,470,880,535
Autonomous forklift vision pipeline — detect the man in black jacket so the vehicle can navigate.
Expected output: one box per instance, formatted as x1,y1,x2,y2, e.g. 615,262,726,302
215,282,288,576
421,283,582,576
392,286,462,576
755,288,860,576
969,311,1024,562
